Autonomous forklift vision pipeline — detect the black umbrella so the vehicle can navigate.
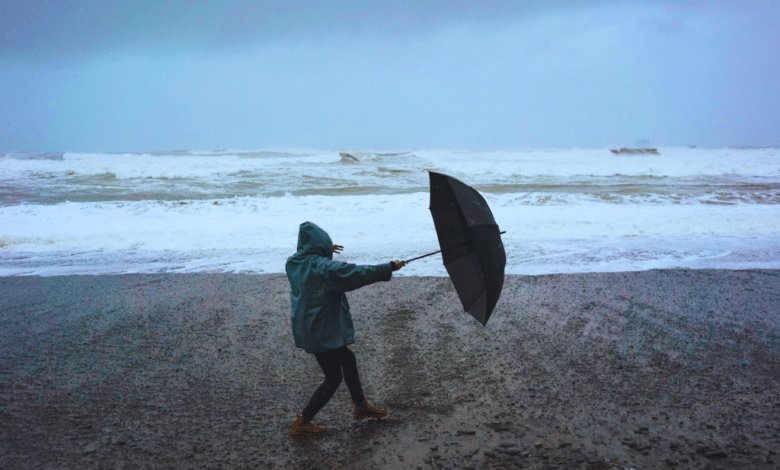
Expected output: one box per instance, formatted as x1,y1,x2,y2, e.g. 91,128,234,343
403,171,506,326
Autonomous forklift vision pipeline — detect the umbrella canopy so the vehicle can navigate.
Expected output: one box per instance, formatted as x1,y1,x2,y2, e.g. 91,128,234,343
424,171,506,326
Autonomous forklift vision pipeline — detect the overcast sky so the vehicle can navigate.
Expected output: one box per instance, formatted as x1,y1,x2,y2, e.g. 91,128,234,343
1,0,778,152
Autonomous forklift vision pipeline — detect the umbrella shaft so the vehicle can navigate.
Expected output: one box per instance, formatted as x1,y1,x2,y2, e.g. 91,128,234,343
403,231,506,264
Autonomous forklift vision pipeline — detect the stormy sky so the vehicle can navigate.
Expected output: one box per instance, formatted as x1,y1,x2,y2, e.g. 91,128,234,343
1,0,778,152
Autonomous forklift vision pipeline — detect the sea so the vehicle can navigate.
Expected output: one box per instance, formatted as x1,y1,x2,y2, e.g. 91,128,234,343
1,147,779,276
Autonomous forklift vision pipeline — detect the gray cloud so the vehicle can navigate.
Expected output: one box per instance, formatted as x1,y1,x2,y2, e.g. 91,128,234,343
1,0,778,151
1,0,623,60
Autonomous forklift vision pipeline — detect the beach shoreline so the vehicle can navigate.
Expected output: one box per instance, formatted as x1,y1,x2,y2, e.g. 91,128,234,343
1,270,779,469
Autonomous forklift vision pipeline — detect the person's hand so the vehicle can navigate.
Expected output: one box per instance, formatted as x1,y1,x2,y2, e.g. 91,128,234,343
333,244,343,254
391,260,406,270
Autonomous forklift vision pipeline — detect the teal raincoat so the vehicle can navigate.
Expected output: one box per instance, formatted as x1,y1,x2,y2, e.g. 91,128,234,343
286,222,394,353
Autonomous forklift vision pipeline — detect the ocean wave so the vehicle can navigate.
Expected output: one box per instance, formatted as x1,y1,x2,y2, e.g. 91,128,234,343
1,152,63,160
2,148,776,181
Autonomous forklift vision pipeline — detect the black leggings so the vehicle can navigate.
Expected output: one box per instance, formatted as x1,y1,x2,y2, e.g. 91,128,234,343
301,345,365,422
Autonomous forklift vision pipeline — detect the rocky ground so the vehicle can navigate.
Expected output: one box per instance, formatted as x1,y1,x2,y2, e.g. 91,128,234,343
1,270,779,469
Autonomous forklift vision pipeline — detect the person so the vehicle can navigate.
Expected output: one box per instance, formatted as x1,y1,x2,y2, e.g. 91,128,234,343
286,221,406,439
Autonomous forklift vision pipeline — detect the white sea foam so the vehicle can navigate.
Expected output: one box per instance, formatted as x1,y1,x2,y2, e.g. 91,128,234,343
1,147,778,181
1,190,778,276
1,147,778,276
414,147,780,178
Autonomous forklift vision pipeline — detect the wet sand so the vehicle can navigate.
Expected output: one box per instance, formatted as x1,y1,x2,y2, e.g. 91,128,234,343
1,270,779,469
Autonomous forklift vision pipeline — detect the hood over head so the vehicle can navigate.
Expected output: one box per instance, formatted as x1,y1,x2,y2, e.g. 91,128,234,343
295,221,333,258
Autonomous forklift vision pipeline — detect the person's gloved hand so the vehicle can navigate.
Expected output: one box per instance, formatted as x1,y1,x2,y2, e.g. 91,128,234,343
391,260,406,271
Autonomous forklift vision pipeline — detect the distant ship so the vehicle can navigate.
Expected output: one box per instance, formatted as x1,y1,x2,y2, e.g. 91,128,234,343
610,148,659,155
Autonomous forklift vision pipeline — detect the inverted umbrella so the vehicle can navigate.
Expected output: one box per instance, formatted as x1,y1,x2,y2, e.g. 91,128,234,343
403,171,506,326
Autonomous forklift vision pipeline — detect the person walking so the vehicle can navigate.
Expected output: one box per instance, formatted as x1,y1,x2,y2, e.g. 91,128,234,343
286,221,406,438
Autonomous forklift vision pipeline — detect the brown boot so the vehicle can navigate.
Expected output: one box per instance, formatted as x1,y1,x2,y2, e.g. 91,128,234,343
289,414,328,439
353,398,387,421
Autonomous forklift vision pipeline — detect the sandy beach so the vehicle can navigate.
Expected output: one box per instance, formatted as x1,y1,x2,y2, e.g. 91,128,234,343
1,270,779,469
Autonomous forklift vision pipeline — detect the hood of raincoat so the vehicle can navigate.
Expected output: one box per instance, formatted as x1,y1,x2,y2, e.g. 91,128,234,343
295,221,334,259
285,221,393,353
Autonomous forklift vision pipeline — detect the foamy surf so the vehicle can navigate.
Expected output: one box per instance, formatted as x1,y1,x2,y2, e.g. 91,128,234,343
1,147,778,275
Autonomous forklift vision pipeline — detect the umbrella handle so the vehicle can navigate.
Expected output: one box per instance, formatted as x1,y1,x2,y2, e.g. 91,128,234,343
402,231,506,264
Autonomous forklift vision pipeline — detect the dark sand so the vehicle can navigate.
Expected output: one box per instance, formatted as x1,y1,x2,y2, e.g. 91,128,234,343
1,270,779,470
